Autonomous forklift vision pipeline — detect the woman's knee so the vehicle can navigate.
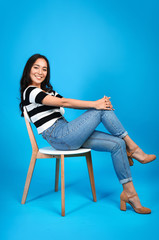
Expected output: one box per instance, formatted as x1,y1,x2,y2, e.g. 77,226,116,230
111,138,126,152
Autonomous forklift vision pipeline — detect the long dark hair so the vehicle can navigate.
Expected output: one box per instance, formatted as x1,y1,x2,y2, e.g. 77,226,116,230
19,54,53,116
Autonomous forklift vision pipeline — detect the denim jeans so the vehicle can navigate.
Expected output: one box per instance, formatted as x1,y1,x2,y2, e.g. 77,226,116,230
42,109,132,184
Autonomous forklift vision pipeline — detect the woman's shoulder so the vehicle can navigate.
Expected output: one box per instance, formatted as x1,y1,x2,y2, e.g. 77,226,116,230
23,85,44,100
24,85,55,96
24,85,46,93
24,85,38,92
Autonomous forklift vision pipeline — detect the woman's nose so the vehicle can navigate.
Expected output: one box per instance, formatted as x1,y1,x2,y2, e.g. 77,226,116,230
38,68,43,74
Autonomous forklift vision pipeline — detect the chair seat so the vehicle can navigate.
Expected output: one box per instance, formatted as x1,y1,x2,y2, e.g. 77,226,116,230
39,146,91,155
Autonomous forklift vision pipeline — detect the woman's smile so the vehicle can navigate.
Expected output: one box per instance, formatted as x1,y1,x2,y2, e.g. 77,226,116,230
35,75,43,80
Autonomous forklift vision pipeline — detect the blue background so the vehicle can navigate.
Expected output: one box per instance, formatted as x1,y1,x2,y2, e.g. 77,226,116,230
0,0,159,239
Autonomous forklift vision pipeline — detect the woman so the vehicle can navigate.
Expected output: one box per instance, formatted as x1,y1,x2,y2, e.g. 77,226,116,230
20,54,156,214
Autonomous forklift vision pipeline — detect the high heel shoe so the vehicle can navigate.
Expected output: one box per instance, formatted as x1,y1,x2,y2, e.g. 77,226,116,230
120,191,151,214
127,146,156,164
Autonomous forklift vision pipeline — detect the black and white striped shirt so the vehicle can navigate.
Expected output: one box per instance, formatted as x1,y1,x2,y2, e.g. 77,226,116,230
23,86,63,134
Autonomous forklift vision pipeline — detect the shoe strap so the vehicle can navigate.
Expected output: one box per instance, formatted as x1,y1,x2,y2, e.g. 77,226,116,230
128,193,138,199
127,146,139,158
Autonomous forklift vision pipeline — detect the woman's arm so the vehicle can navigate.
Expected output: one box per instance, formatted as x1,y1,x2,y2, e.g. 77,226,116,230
42,95,113,110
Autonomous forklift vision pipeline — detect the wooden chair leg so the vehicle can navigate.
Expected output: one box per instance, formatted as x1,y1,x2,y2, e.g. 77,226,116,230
85,152,97,202
55,158,60,192
21,153,37,204
61,154,65,216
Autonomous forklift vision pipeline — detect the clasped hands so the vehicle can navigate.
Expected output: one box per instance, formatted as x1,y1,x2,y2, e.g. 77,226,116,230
95,96,114,110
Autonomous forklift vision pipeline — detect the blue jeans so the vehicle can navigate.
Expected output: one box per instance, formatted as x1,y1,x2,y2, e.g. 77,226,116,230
42,109,132,184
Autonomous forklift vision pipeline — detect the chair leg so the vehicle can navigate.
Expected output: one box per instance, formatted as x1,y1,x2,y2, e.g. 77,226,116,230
55,158,60,192
21,153,37,204
85,152,97,202
61,154,65,216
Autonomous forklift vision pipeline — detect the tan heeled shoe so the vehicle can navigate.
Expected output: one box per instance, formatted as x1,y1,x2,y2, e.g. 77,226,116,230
127,146,156,164
120,191,151,214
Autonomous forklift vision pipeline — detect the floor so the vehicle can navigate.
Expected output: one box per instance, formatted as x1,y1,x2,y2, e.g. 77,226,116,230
1,151,159,240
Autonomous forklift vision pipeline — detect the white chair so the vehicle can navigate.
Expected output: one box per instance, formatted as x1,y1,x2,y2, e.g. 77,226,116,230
21,108,97,216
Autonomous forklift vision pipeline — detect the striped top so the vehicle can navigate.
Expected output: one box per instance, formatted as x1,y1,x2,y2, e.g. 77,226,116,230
23,86,63,134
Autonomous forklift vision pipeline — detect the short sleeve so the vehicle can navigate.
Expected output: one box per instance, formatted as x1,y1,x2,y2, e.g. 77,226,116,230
54,91,63,98
24,86,48,104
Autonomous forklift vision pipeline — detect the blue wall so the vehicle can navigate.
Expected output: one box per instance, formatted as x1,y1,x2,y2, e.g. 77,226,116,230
1,0,159,239
1,0,159,155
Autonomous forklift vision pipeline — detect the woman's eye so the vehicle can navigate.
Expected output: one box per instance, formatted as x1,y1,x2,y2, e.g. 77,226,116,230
34,66,38,69
43,69,47,71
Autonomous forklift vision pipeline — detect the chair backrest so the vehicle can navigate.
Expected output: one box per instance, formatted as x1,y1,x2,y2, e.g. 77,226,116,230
23,107,31,123
23,107,39,152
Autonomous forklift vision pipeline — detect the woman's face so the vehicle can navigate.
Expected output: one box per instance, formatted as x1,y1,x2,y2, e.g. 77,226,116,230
30,58,48,88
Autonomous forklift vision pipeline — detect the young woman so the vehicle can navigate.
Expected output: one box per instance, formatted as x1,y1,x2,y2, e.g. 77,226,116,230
20,54,156,214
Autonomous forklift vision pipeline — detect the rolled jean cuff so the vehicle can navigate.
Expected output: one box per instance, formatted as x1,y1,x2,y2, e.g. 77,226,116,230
120,177,132,185
119,131,128,139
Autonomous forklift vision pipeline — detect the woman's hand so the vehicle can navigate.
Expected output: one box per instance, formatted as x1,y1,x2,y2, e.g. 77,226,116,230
94,96,114,110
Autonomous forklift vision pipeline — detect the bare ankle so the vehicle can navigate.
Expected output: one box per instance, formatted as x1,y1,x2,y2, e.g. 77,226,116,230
123,135,138,151
124,189,137,197
123,181,137,196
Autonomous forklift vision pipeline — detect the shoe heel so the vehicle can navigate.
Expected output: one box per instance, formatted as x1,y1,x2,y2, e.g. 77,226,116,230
120,199,126,211
128,157,134,166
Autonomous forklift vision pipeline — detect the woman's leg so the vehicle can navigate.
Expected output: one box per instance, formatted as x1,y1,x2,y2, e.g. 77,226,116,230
52,109,128,150
82,130,150,212
43,108,155,161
